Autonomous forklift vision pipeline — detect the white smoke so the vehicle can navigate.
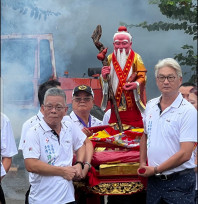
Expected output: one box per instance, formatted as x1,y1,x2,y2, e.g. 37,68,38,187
1,0,196,142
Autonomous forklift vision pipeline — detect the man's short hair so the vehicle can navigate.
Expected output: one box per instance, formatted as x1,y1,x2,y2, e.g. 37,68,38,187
179,82,196,88
38,80,61,106
189,87,197,96
44,88,66,105
155,58,182,78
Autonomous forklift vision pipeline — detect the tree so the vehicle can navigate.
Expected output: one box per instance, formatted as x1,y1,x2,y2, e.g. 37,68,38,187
1,0,61,20
121,0,197,83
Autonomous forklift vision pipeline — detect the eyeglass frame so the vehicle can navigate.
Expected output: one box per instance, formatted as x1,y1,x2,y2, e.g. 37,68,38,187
43,104,67,111
157,75,176,82
72,97,93,103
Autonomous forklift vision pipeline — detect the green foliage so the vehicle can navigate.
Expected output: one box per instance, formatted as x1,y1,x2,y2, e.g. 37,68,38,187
1,0,61,20
121,0,197,83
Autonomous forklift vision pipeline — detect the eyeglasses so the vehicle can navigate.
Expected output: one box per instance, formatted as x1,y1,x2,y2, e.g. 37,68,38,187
157,75,176,82
73,97,93,103
44,105,66,111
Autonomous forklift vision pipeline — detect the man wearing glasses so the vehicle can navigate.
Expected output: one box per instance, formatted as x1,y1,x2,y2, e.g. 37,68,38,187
64,85,102,204
65,85,102,136
138,58,197,204
65,84,102,175
19,79,62,152
23,88,86,204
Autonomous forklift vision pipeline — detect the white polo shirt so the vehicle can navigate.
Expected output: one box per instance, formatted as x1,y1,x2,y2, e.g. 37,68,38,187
64,111,102,129
144,93,197,175
23,119,86,204
18,110,43,151
1,113,18,177
102,109,111,125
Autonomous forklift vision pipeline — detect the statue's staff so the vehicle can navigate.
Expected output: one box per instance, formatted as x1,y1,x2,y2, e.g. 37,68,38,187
91,25,123,132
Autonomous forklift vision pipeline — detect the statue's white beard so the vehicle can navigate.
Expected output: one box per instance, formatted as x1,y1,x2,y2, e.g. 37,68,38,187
116,49,127,70
110,49,132,94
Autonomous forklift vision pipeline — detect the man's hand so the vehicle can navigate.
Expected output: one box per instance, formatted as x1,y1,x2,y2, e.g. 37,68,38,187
82,127,93,137
137,165,155,177
101,66,111,79
62,166,77,181
123,82,137,91
73,163,83,181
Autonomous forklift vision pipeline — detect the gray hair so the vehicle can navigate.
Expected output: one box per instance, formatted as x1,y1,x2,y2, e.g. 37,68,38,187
154,58,182,78
44,88,66,105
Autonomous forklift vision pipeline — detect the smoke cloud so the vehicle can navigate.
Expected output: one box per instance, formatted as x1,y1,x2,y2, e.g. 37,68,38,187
1,0,196,141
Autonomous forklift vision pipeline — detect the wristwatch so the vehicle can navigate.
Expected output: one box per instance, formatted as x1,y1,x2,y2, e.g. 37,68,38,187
154,166,159,175
75,161,84,169
84,162,92,170
154,166,162,176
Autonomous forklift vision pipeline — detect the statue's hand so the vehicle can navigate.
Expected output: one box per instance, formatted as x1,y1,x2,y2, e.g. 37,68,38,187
101,66,111,79
123,82,137,90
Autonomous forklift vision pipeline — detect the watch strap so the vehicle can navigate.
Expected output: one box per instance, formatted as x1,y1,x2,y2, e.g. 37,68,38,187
84,162,92,170
75,161,84,169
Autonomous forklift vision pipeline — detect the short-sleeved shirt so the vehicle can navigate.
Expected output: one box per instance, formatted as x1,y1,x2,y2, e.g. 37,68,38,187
143,93,197,175
64,111,102,129
23,119,86,204
102,109,111,125
1,113,18,177
18,110,43,151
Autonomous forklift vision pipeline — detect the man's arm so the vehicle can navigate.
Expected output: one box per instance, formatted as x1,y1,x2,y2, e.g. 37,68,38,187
24,158,76,181
139,142,195,177
1,157,12,180
75,142,86,162
73,143,86,179
82,138,94,177
155,142,195,173
139,133,147,166
2,157,12,173
137,133,147,175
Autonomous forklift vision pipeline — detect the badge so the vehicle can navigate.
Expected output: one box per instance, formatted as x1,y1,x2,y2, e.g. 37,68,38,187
78,85,87,90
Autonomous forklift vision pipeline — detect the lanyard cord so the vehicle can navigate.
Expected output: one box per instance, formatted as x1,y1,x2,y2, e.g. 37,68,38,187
75,114,91,128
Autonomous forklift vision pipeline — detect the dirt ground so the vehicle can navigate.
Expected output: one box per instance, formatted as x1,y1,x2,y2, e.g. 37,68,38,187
1,169,29,204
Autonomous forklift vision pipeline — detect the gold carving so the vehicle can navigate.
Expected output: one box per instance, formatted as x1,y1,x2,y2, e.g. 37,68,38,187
74,181,144,195
88,182,144,195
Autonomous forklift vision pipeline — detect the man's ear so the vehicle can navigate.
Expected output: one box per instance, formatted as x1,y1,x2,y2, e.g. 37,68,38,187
179,77,183,85
91,99,94,108
41,104,45,113
64,106,68,115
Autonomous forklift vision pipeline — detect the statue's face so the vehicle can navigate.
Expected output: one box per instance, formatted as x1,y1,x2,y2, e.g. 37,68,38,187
113,34,132,55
